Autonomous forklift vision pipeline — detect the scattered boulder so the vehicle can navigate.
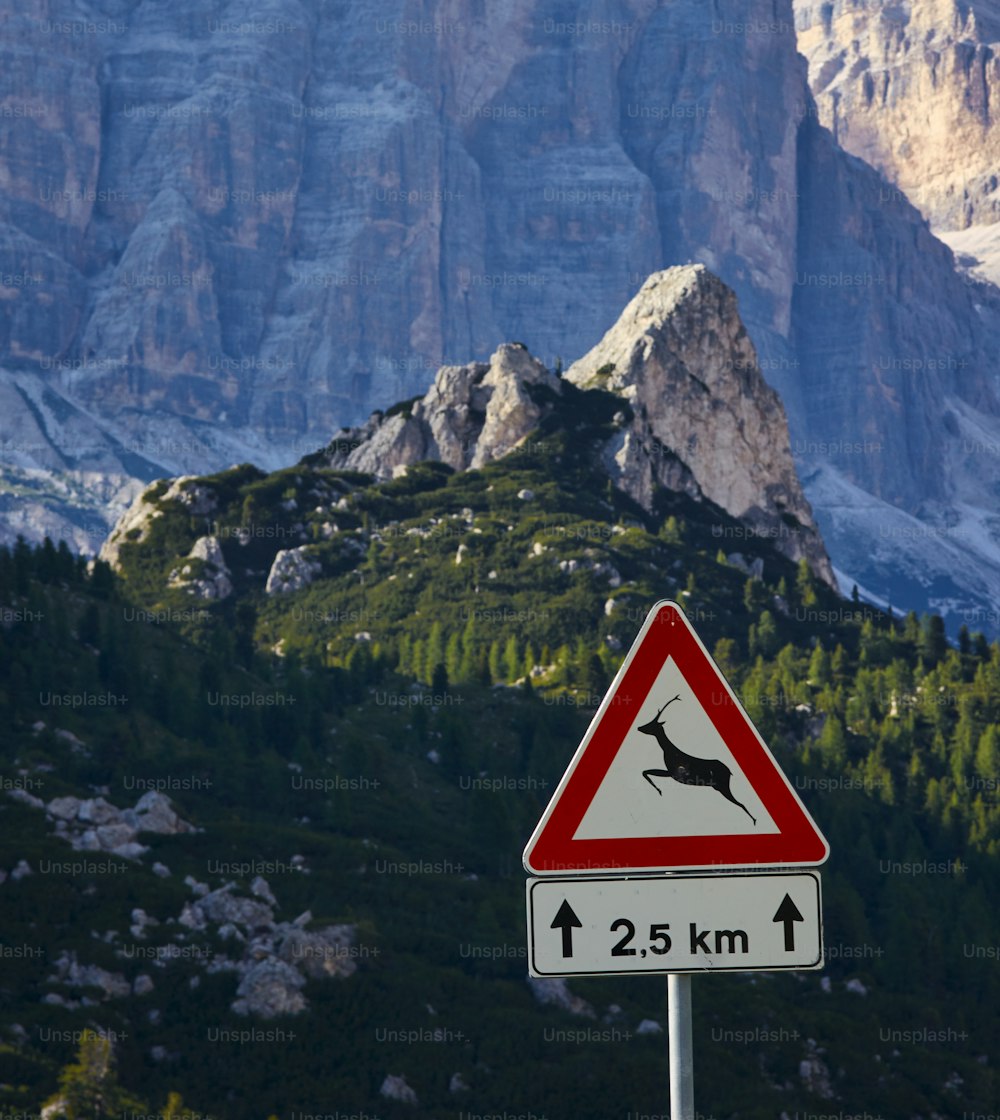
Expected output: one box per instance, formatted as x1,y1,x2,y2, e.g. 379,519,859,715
265,546,322,595
168,535,233,600
278,925,357,980
6,787,45,810
526,977,596,1018
232,959,307,1018
195,885,275,932
133,974,155,996
33,790,196,860
48,951,131,1000
380,1075,418,1105
799,1039,835,1098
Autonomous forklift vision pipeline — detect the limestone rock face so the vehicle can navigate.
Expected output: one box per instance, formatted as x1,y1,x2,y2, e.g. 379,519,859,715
567,266,834,584
100,476,216,570
794,0,1000,231
4,0,1000,630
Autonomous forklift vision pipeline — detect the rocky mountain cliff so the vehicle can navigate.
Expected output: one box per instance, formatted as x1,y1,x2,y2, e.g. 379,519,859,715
793,0,1000,289
4,0,1000,630
322,265,834,584
794,0,1000,233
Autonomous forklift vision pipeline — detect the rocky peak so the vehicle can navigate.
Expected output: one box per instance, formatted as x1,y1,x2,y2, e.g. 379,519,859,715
324,342,561,477
566,266,835,585
324,265,834,586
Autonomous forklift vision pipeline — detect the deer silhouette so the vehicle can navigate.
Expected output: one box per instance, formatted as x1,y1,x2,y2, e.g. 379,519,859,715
637,695,757,825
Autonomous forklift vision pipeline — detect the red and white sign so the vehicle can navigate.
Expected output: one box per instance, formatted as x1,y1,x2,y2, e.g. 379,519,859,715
523,600,829,875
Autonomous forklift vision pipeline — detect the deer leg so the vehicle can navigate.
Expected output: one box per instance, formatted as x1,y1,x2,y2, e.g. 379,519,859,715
717,784,757,826
643,769,672,796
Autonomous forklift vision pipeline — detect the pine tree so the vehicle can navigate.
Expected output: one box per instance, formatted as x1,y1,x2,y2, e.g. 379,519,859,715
45,1030,138,1119
808,642,831,687
411,638,426,683
750,610,779,658
712,637,740,680
795,557,818,607
458,616,478,681
742,577,767,614
503,635,520,682
974,725,1000,785
397,633,412,675
425,622,445,684
958,624,971,656
445,631,462,683
488,640,502,684
818,714,847,767
586,654,608,699
431,660,449,695
660,516,682,544
920,614,948,666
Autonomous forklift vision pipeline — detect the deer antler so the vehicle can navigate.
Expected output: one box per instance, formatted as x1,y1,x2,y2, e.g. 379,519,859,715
654,694,682,720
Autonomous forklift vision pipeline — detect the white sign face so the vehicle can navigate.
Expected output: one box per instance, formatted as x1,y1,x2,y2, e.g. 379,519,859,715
572,655,780,841
527,872,823,976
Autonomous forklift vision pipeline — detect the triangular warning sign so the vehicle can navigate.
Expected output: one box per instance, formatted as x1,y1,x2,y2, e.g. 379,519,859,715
524,600,829,874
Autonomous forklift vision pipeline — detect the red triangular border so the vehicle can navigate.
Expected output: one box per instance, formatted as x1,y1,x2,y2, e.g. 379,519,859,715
524,600,830,873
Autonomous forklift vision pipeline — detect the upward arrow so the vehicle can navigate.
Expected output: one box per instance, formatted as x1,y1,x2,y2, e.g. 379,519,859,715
551,899,583,958
772,893,804,951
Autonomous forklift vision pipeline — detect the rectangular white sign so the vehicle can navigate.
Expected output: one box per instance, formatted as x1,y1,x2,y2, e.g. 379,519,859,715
527,871,823,976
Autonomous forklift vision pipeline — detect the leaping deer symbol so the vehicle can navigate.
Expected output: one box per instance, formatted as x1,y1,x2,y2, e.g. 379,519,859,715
637,695,757,826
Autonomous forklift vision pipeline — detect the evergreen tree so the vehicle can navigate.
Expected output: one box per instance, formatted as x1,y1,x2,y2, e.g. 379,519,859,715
425,622,445,683
431,660,449,695
659,516,682,544
742,577,767,614
808,642,831,687
920,614,948,666
974,725,1000,785
458,615,478,680
795,557,818,607
712,637,740,680
445,631,462,683
818,714,848,768
502,635,521,682
586,653,608,699
397,633,412,675
749,610,779,658
958,624,971,656
45,1030,139,1119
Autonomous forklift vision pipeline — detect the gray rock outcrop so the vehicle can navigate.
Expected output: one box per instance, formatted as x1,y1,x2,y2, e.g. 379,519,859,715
329,267,833,583
325,343,560,477
168,534,233,600
265,546,321,595
567,266,834,584
39,790,197,859
170,880,357,1017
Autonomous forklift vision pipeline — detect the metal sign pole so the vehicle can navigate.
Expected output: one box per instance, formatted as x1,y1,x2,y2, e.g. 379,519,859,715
667,974,694,1119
